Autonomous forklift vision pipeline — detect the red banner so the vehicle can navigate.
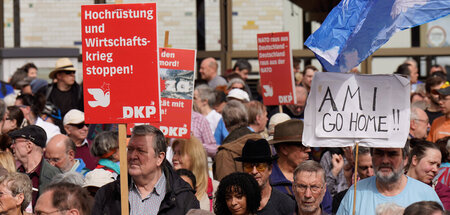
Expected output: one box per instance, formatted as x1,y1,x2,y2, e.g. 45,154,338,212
82,3,161,124
257,32,296,106
127,48,196,139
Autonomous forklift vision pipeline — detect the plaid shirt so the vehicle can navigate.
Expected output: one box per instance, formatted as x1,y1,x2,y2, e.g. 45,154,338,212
191,111,217,157
129,172,166,215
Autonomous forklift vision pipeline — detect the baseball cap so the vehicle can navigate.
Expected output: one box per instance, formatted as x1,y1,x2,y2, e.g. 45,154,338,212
9,125,47,148
227,89,250,102
63,109,85,125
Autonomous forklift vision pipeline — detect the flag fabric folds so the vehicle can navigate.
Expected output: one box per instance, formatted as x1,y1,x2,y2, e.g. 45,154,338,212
305,0,450,73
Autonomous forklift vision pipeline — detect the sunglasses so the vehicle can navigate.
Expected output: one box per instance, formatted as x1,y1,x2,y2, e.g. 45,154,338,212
62,70,75,75
69,123,88,129
243,162,268,172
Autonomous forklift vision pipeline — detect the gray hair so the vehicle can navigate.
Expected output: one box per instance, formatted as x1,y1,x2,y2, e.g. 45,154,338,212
0,172,32,211
90,131,118,159
226,78,246,90
410,106,424,121
131,125,167,156
222,100,248,131
195,84,216,107
50,172,85,187
353,146,371,158
375,202,404,215
293,160,325,184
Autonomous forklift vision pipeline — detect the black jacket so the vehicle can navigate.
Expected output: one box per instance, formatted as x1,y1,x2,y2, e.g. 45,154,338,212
92,160,199,215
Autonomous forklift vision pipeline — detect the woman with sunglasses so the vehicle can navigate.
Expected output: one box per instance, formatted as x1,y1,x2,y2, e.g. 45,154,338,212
14,94,61,142
214,172,261,215
172,136,219,212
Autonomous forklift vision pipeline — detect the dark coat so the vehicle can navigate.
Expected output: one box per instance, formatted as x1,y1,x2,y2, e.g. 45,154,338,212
92,160,199,215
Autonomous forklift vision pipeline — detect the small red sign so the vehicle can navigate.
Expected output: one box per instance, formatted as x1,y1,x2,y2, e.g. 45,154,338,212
127,48,196,139
257,32,296,105
82,3,160,124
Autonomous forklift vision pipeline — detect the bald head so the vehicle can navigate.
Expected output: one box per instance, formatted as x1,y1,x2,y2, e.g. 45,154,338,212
200,57,218,81
287,86,308,116
45,134,76,172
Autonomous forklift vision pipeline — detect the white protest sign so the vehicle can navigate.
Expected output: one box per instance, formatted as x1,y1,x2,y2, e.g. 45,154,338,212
303,72,410,148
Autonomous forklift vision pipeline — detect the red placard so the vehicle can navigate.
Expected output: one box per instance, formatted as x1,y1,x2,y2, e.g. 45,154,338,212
82,3,160,124
127,48,196,139
257,32,296,106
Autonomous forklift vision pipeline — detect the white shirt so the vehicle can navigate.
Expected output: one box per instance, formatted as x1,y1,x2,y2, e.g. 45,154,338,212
35,117,61,144
205,110,222,136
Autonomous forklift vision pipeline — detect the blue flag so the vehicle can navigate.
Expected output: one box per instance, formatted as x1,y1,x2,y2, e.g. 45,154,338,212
305,0,450,73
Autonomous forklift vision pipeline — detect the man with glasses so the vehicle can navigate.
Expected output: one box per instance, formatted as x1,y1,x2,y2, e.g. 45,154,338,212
337,147,442,215
293,160,328,215
63,109,97,170
268,86,307,120
428,84,450,142
235,139,295,215
409,106,430,139
45,134,90,175
45,58,83,118
9,125,61,207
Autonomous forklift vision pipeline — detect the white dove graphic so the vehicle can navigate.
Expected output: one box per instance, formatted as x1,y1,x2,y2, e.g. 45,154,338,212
88,88,110,107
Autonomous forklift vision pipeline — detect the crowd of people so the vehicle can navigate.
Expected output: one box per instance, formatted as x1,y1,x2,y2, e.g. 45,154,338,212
0,57,447,215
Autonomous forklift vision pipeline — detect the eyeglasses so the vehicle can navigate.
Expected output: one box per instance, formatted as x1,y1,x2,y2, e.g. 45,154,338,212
34,209,67,215
293,183,323,194
414,119,429,124
12,139,29,145
243,163,268,172
45,157,61,164
62,70,75,75
15,105,29,109
69,123,88,129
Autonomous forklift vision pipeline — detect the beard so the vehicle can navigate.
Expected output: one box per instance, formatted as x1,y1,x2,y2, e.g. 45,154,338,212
375,163,404,184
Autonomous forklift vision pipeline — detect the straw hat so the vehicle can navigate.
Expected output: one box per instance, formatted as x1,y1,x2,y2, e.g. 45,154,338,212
49,58,76,79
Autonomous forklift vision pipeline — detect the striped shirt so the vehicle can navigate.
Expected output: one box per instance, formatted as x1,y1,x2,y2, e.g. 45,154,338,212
129,172,167,215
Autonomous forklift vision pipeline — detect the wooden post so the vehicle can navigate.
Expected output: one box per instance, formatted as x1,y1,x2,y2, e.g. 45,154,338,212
352,142,360,215
164,31,170,48
278,105,283,113
119,124,129,215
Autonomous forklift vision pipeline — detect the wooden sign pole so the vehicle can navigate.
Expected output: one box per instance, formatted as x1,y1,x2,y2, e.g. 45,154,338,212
352,142,360,215
119,124,129,215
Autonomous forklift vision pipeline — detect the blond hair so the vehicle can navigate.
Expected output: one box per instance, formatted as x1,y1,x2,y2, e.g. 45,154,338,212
0,151,16,173
172,136,208,200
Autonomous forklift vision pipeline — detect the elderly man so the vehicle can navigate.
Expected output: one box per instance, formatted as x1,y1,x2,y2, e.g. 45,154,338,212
213,100,261,180
9,125,61,206
45,58,83,117
199,57,227,89
194,84,222,134
246,101,268,134
409,106,430,139
35,182,93,215
45,134,90,175
269,119,333,213
337,147,442,215
293,160,328,215
235,139,295,214
92,125,199,215
63,109,98,169
269,86,308,120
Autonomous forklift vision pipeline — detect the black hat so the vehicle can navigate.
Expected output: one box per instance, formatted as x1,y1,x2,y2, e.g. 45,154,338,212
234,139,278,163
9,125,46,148
436,85,450,96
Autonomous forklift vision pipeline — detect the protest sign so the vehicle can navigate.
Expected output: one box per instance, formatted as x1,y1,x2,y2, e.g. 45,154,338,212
257,32,296,106
82,3,160,124
303,72,410,148
128,48,196,139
